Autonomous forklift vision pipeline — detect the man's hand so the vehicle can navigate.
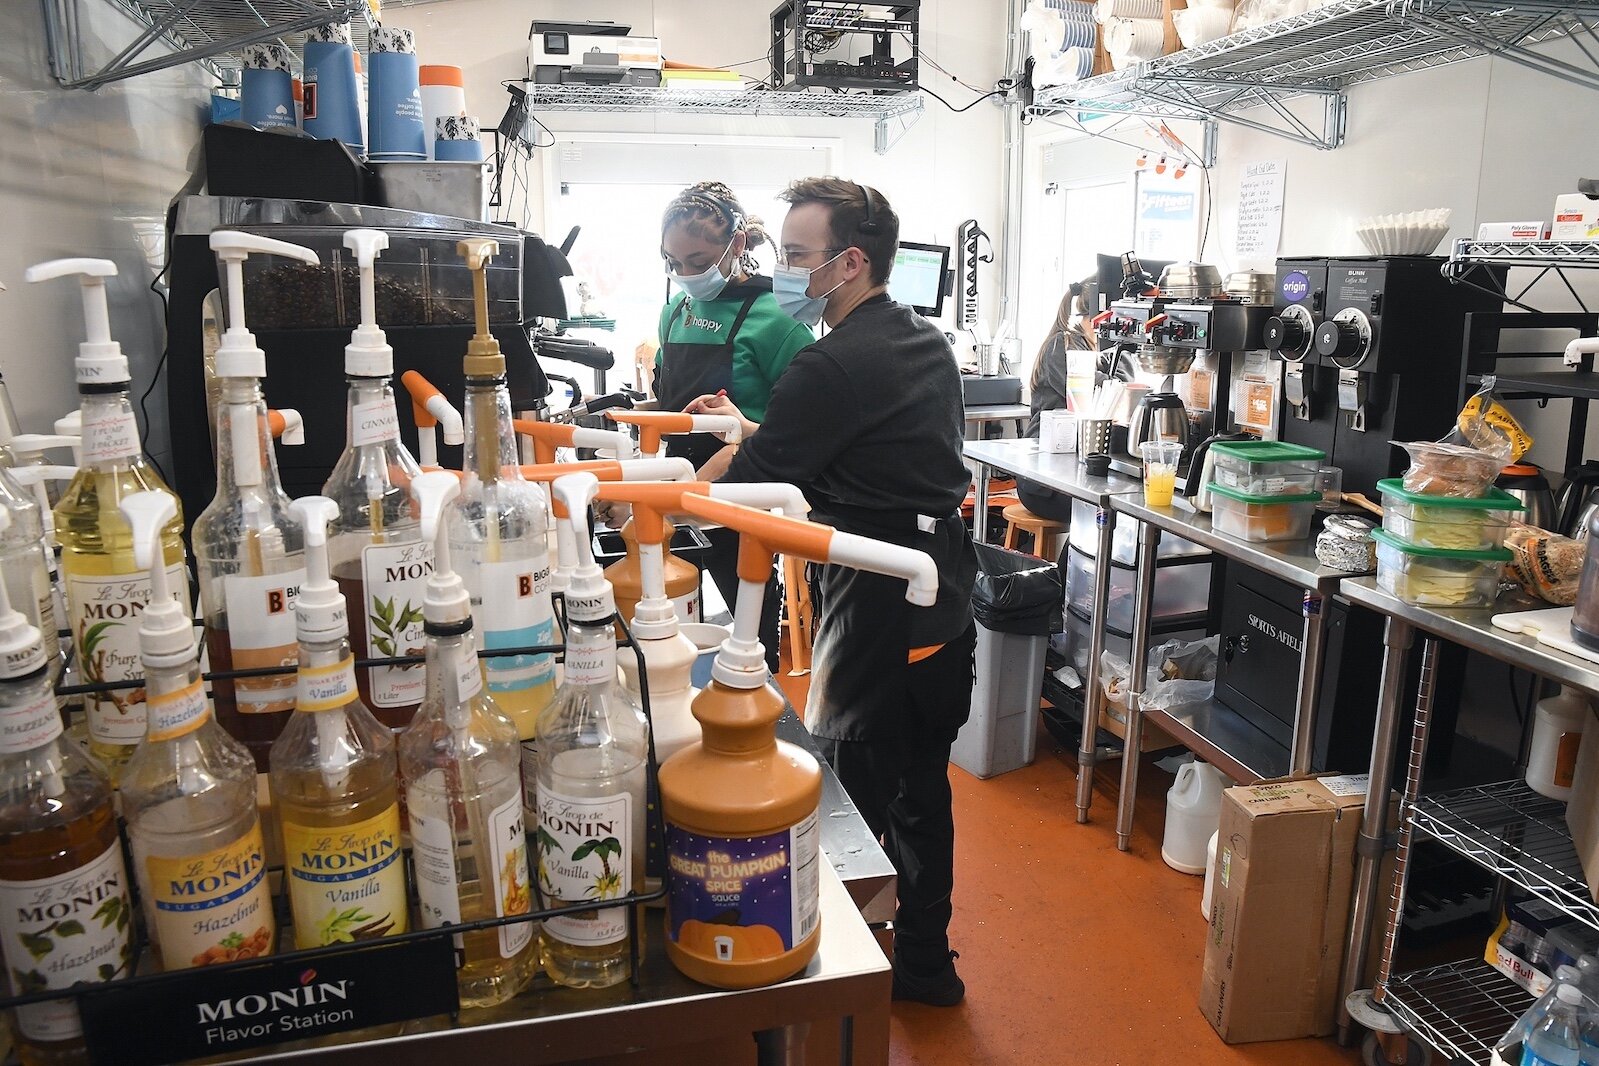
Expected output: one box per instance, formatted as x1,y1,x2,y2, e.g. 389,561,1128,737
684,393,759,442
696,444,739,483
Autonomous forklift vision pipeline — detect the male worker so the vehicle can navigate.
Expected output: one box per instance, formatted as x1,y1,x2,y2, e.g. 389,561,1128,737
690,177,977,1006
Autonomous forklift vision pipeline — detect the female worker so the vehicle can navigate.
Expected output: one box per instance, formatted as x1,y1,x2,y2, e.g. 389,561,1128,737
656,181,813,670
1017,275,1099,523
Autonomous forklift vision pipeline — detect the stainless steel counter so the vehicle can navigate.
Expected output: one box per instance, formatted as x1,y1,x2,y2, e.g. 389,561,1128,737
962,438,1144,823
1105,494,1349,851
228,865,889,1065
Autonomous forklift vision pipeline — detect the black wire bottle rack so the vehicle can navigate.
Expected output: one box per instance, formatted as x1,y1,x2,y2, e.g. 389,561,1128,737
0,602,672,1065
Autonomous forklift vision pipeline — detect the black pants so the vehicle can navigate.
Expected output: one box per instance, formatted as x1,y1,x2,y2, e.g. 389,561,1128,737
701,525,781,675
814,626,976,975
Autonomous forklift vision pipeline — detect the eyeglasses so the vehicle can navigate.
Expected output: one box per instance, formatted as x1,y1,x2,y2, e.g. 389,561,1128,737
776,246,846,267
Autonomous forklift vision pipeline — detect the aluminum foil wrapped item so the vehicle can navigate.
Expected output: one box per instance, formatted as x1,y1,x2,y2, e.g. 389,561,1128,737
370,24,416,53
307,21,351,44
243,43,293,73
1504,523,1584,605
1316,514,1376,573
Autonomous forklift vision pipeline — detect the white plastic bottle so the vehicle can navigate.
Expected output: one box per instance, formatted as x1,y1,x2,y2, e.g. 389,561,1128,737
1529,687,1589,801
1524,982,1589,1065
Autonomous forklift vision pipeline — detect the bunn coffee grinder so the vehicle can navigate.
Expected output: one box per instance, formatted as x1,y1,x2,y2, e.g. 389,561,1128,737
1263,254,1504,495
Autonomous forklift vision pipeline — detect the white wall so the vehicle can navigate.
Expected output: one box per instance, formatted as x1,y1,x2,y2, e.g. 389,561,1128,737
390,0,1012,334
0,4,213,473
1025,44,1599,467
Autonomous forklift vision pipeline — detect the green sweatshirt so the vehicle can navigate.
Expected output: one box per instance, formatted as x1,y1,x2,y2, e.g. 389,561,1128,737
655,276,813,423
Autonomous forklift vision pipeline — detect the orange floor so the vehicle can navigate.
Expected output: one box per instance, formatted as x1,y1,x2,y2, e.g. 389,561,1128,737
773,666,1362,1066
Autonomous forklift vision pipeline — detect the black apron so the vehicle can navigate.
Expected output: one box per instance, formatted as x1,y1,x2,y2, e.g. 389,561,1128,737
805,506,977,746
655,292,761,470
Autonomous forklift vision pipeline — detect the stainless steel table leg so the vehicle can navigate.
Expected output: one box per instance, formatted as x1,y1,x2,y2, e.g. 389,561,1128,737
1115,519,1161,852
1337,615,1414,1039
755,1022,812,1066
1289,591,1329,774
1076,504,1117,824
973,461,990,545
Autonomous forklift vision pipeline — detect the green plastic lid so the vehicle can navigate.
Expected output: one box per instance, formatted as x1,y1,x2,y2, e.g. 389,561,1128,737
1371,526,1513,561
1209,440,1326,463
1206,482,1321,505
1376,479,1524,511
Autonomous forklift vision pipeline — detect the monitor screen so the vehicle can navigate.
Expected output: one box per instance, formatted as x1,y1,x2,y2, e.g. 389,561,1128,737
889,241,951,317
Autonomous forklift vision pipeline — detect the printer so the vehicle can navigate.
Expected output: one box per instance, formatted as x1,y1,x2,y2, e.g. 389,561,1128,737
529,21,663,86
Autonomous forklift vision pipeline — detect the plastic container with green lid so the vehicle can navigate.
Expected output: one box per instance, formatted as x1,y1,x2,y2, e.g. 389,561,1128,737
1377,478,1524,551
1206,483,1320,542
1371,526,1511,608
1210,440,1326,496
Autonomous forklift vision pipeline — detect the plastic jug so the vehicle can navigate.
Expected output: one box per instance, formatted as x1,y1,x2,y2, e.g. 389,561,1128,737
1162,759,1228,875
1201,830,1219,919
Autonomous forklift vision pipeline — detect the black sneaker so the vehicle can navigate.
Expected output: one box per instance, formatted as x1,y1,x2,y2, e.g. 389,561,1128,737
892,950,965,1007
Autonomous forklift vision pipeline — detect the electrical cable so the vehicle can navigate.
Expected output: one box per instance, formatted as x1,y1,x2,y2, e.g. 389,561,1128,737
138,263,172,484
922,85,1004,113
1199,163,1214,260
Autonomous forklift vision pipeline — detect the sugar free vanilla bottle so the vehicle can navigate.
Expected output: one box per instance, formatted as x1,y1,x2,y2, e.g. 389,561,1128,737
401,472,538,1007
322,230,429,731
194,232,315,769
118,492,274,971
27,258,186,777
270,496,408,949
0,507,133,1065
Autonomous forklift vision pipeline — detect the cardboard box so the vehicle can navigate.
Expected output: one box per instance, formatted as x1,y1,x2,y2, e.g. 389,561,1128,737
1477,221,1549,242
1552,193,1599,240
1564,698,1599,901
1199,775,1370,1044
1098,696,1179,753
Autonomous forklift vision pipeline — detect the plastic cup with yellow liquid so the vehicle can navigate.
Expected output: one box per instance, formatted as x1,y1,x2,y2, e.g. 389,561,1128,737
1140,440,1183,508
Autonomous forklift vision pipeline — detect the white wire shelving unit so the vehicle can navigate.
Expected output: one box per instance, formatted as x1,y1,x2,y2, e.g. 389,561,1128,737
1028,0,1599,152
39,0,451,90
522,83,926,153
1383,960,1533,1063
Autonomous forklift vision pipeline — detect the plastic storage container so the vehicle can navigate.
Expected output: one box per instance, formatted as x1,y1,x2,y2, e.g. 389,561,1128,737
1065,546,1212,631
1377,478,1523,551
1069,498,1208,563
1162,759,1229,875
1207,484,1320,542
1209,440,1325,496
1372,526,1511,607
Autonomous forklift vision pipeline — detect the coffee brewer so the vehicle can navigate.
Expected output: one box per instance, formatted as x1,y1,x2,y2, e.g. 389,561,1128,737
1263,255,1504,495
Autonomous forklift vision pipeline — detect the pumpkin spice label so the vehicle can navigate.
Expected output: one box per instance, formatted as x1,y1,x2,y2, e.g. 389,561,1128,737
665,810,820,964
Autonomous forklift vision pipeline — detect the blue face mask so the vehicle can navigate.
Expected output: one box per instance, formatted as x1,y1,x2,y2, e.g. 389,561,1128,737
772,250,845,327
667,236,735,302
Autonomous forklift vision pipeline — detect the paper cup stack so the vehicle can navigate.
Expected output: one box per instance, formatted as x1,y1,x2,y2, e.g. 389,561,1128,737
1097,0,1164,69
1027,0,1100,86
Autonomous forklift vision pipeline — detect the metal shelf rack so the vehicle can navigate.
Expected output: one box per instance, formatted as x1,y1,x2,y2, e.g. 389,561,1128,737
1027,0,1599,151
1383,960,1533,1064
1409,780,1599,929
1447,238,1599,313
41,0,375,90
523,83,926,153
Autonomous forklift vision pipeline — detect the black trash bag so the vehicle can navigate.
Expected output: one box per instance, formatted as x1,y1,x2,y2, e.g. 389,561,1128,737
972,543,1063,636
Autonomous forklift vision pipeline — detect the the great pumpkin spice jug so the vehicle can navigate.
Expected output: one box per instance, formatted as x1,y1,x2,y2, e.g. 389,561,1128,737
660,493,938,989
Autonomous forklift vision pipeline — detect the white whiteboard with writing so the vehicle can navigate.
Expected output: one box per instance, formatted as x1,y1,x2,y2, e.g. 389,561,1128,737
1234,159,1287,267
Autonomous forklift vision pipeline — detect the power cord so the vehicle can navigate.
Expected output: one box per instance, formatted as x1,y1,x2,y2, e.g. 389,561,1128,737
138,263,173,485
922,85,1006,113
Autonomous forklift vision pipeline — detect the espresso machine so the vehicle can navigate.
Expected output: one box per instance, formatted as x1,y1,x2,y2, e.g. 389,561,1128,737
1096,274,1273,479
1262,254,1505,495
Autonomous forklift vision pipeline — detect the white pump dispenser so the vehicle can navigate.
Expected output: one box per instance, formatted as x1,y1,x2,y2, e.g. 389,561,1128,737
290,496,345,642
0,511,46,681
344,229,395,377
23,258,129,385
593,481,809,763
119,493,193,668
413,471,470,630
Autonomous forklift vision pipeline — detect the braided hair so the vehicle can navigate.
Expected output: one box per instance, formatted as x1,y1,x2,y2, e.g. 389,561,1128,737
661,181,771,277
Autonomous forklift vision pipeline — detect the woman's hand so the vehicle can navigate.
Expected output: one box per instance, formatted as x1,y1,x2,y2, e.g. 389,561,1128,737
696,444,739,483
684,393,759,442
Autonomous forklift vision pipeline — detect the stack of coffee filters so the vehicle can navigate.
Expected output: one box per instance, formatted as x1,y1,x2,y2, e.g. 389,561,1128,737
1022,0,1099,86
1097,0,1165,70
1228,0,1309,32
